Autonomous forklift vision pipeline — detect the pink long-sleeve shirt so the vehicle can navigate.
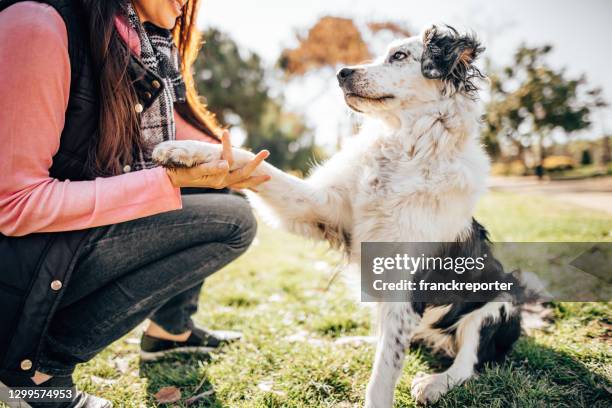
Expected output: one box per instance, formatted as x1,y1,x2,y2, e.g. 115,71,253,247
0,2,217,237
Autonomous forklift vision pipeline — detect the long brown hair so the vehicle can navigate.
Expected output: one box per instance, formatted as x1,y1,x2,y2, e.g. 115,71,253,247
82,0,220,176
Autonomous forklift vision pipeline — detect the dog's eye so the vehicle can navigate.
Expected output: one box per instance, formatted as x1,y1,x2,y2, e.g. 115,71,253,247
390,51,408,62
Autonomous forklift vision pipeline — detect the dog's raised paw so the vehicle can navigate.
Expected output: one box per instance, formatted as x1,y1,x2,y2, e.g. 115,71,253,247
152,141,221,169
410,372,450,405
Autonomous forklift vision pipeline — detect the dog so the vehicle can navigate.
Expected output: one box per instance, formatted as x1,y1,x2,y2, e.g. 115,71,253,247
152,25,525,406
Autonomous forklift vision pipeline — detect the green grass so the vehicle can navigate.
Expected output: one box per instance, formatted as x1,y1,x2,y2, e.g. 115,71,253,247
549,163,612,181
477,192,612,242
7,192,612,407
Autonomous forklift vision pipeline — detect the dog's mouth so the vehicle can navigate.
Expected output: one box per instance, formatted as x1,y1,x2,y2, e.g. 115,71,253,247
345,93,395,102
343,92,395,112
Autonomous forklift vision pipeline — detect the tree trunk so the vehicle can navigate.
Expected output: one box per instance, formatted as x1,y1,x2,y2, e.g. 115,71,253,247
535,133,545,180
603,135,611,164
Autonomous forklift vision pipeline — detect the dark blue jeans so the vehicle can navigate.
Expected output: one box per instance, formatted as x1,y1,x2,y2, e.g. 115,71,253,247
37,193,256,376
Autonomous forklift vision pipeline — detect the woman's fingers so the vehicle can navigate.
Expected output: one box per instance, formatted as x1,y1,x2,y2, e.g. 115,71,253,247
226,150,269,184
221,130,234,167
188,160,229,179
229,175,271,191
165,148,269,190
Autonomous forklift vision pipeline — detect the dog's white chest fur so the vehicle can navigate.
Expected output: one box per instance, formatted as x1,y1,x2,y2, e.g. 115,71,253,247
339,122,489,258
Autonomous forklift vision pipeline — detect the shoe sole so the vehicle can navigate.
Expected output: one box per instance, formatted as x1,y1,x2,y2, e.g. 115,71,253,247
0,380,33,408
139,346,217,362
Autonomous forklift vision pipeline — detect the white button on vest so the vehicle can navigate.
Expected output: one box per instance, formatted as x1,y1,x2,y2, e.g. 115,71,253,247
20,359,33,370
135,103,144,113
123,165,131,173
50,280,63,291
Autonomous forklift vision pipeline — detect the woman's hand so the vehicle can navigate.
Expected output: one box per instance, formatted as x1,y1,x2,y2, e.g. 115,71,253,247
165,131,271,191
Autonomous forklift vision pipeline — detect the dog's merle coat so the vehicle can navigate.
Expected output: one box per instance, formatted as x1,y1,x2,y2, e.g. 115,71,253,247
411,219,522,368
421,25,486,96
153,25,525,407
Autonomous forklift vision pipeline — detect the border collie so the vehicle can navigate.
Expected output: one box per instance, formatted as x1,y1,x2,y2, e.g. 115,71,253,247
153,25,524,407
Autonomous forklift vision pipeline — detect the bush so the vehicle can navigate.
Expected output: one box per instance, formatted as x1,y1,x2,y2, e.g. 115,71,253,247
542,155,576,171
491,160,527,176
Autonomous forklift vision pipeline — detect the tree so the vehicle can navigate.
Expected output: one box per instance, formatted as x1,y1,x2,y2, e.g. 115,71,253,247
483,45,607,173
193,28,268,139
193,28,323,173
278,16,371,77
248,100,325,174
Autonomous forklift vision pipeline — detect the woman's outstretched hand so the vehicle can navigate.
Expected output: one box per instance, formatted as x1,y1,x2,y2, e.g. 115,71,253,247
165,131,271,191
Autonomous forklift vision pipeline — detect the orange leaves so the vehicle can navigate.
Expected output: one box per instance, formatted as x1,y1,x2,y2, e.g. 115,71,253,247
367,21,412,38
280,16,371,76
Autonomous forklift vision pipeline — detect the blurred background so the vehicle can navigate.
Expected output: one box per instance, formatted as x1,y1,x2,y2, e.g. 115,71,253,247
192,0,611,211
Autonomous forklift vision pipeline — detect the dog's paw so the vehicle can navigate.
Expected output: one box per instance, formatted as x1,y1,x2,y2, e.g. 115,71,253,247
152,140,221,168
364,400,390,408
411,372,450,405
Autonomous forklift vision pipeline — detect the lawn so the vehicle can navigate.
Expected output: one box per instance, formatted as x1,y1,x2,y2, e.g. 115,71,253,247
12,192,612,407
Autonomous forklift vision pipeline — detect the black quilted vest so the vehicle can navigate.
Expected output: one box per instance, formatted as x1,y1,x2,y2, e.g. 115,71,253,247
0,0,165,375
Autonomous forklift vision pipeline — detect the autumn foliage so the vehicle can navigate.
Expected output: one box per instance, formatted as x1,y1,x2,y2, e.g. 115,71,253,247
279,16,371,76
367,21,412,37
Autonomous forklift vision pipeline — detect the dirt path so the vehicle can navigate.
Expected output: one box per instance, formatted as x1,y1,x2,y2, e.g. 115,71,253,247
488,176,612,214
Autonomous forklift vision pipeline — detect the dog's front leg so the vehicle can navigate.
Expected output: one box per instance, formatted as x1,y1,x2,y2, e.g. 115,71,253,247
152,140,352,246
365,303,417,408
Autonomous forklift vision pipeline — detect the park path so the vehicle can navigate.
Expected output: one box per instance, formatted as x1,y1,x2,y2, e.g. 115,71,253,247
487,175,612,215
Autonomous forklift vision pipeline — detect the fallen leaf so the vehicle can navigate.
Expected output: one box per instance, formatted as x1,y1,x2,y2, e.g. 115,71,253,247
154,386,181,404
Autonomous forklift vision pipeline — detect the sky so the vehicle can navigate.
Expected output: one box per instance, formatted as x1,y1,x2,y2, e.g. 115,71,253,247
198,0,612,147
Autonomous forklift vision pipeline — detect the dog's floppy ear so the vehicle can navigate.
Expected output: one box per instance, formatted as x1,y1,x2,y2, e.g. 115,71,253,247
421,25,443,79
421,25,485,94
421,25,484,80
447,30,484,73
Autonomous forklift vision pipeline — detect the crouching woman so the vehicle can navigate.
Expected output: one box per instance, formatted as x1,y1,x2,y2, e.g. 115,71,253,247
0,1,269,406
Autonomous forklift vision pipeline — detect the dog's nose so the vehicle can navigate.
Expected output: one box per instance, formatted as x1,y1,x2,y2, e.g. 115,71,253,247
337,67,355,83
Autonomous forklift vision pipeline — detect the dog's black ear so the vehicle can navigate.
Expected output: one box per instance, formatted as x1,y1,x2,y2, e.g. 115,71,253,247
421,25,443,79
447,31,484,74
421,25,485,81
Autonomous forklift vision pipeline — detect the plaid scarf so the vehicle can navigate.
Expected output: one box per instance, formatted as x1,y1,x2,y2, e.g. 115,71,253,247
126,3,186,170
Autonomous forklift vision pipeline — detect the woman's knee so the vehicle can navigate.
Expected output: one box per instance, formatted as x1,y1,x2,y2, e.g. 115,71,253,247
181,193,257,252
225,194,257,252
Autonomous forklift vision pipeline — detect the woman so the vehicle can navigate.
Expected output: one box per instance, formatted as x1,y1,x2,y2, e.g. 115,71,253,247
0,0,269,406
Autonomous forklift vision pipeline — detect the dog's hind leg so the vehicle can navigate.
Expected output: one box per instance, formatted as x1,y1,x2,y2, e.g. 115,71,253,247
410,302,516,405
365,303,417,408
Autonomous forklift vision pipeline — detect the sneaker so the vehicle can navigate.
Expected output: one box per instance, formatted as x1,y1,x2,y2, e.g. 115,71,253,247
0,372,112,408
139,327,242,361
